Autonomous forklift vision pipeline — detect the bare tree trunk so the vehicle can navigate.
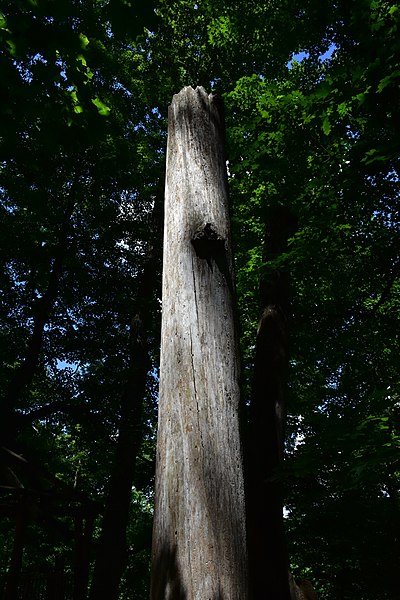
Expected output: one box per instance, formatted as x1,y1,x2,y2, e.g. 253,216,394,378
4,499,29,600
151,87,248,600
88,310,150,600
74,513,95,600
89,242,159,600
246,207,298,599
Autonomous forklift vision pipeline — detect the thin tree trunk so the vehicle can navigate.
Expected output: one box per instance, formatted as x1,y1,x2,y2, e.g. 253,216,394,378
4,499,29,600
2,200,74,440
88,313,150,600
73,513,95,600
246,207,297,599
89,238,159,600
151,87,248,599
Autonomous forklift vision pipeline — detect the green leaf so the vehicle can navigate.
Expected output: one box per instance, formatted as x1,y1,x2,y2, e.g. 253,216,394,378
362,148,389,164
77,54,87,67
6,39,16,56
337,101,348,117
355,92,366,105
92,97,111,116
0,11,7,30
322,116,331,136
377,71,400,93
79,33,89,49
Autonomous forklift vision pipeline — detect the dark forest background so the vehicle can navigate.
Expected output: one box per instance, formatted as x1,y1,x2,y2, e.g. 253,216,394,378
0,0,399,598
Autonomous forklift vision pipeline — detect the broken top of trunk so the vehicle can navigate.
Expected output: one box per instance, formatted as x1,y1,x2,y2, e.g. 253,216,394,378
151,87,248,599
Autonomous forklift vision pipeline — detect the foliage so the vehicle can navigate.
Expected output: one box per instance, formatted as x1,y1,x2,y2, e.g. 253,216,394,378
222,2,400,597
0,0,399,598
0,0,160,595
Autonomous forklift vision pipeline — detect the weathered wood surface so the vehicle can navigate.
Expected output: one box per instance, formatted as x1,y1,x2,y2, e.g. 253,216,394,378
151,86,248,599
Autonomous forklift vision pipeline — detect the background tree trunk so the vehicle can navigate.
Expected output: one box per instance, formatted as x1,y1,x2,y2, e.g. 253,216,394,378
151,87,248,600
246,207,298,599
1,199,75,446
89,239,159,600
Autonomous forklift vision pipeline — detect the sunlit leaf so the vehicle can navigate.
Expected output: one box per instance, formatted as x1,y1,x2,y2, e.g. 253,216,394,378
322,115,331,135
92,97,111,116
79,32,89,49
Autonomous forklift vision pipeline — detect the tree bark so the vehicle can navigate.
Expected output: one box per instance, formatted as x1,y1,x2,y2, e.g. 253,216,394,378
89,243,158,600
88,312,150,600
151,87,248,599
73,513,95,600
246,207,298,599
4,498,29,600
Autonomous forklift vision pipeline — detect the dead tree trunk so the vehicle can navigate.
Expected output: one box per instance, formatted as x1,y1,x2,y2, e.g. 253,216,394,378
151,87,248,599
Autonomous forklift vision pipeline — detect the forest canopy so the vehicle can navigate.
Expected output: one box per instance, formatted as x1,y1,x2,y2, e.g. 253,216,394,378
0,0,399,598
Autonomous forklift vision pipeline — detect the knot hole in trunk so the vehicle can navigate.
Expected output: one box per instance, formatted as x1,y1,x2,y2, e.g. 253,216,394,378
191,223,226,260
